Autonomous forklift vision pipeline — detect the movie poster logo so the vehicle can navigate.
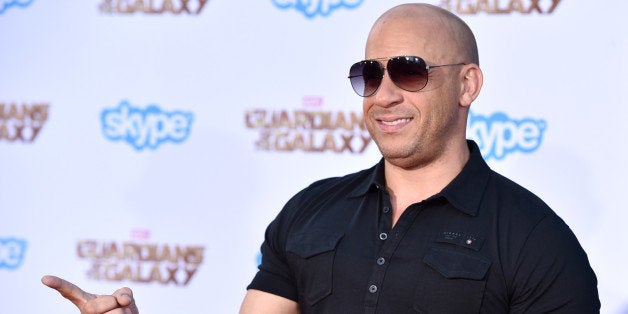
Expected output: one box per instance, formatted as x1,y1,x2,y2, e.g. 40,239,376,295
101,100,194,151
245,97,371,154
438,0,561,14
0,102,49,143
467,110,546,160
99,0,209,15
77,239,205,286
0,237,28,270
272,0,364,18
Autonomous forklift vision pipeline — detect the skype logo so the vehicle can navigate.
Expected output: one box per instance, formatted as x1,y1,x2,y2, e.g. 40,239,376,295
0,0,34,14
271,0,364,18
0,237,28,270
101,100,194,151
467,110,547,160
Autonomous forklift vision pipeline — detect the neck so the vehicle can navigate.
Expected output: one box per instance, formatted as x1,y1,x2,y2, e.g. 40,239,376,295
384,140,470,226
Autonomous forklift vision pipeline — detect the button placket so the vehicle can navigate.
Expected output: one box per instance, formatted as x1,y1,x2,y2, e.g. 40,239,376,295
363,189,400,309
363,196,425,312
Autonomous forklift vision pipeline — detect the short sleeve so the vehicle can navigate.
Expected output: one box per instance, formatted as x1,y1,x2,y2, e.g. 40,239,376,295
246,197,301,301
509,214,600,313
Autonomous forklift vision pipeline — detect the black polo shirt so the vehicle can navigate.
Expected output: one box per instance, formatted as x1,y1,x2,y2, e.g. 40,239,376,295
248,140,599,313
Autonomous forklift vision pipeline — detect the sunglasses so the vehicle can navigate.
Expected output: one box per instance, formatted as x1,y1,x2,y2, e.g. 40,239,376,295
348,56,466,97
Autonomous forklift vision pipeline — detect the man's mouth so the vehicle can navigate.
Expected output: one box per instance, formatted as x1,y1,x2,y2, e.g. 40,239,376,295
380,118,412,126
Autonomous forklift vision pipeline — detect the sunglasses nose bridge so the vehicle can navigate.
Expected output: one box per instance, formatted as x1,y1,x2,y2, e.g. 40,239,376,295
379,67,395,87
372,67,405,103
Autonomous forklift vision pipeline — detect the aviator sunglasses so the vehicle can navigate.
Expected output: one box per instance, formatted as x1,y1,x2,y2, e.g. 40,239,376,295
348,55,466,97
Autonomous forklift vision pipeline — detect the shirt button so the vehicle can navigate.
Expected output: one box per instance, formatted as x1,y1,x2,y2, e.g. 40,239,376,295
382,206,390,213
379,232,388,240
377,257,385,265
368,284,378,293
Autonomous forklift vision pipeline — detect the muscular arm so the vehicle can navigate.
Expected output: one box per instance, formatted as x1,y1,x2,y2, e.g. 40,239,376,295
239,289,300,314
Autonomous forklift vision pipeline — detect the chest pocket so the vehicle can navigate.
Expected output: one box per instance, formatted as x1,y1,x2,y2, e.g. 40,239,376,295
286,231,344,307
413,247,491,314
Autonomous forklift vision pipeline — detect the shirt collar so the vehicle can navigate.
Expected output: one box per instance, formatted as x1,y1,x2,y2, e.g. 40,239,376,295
348,140,491,216
438,140,491,216
348,159,385,198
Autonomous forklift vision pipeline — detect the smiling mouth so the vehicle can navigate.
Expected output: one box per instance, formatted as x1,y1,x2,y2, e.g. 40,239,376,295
380,118,412,126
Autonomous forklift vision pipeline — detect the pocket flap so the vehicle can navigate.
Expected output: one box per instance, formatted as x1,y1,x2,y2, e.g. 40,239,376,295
286,231,343,258
423,247,491,280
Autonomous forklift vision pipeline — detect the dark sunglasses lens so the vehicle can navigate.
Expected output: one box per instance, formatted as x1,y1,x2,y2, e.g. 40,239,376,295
388,56,428,92
349,61,383,97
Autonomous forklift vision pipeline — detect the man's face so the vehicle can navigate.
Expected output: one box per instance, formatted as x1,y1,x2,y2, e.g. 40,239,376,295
362,17,464,169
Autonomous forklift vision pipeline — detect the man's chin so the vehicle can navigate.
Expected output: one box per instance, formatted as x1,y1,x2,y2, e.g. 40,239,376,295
380,146,438,170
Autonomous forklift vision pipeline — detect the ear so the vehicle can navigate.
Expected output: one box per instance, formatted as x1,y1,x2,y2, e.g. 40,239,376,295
459,64,483,108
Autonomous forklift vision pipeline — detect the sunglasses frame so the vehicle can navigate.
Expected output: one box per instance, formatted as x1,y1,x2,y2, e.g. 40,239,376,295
348,55,466,97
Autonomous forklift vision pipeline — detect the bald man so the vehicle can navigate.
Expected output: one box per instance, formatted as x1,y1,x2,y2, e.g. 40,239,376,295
44,3,599,314
240,3,599,313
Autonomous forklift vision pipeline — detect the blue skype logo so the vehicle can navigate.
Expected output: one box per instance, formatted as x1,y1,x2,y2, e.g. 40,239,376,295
272,0,364,18
467,110,546,160
0,237,28,270
101,100,194,151
0,0,33,14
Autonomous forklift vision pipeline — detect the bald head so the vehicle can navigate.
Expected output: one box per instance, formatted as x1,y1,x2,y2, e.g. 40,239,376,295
366,3,479,65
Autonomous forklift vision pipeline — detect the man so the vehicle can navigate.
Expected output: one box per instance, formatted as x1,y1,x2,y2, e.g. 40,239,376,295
43,3,600,313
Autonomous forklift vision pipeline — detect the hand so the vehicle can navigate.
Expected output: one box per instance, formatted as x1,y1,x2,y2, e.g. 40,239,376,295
41,275,139,314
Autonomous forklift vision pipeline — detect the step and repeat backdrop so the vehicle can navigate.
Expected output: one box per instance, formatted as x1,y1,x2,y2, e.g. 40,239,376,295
1,0,627,313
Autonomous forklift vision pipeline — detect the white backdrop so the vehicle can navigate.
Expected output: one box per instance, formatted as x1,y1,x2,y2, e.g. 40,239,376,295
1,0,627,313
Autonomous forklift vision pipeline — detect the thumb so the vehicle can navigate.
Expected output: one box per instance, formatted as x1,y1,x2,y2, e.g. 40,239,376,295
113,287,135,307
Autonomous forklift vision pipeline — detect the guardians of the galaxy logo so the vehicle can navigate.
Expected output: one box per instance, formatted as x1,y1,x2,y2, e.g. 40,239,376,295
0,102,49,143
77,240,205,286
98,0,210,14
245,99,371,154
438,0,561,14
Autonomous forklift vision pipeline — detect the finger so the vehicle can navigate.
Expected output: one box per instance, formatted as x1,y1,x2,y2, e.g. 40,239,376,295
111,287,135,307
81,295,128,314
113,287,139,314
82,288,137,314
41,275,96,308
102,308,134,314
